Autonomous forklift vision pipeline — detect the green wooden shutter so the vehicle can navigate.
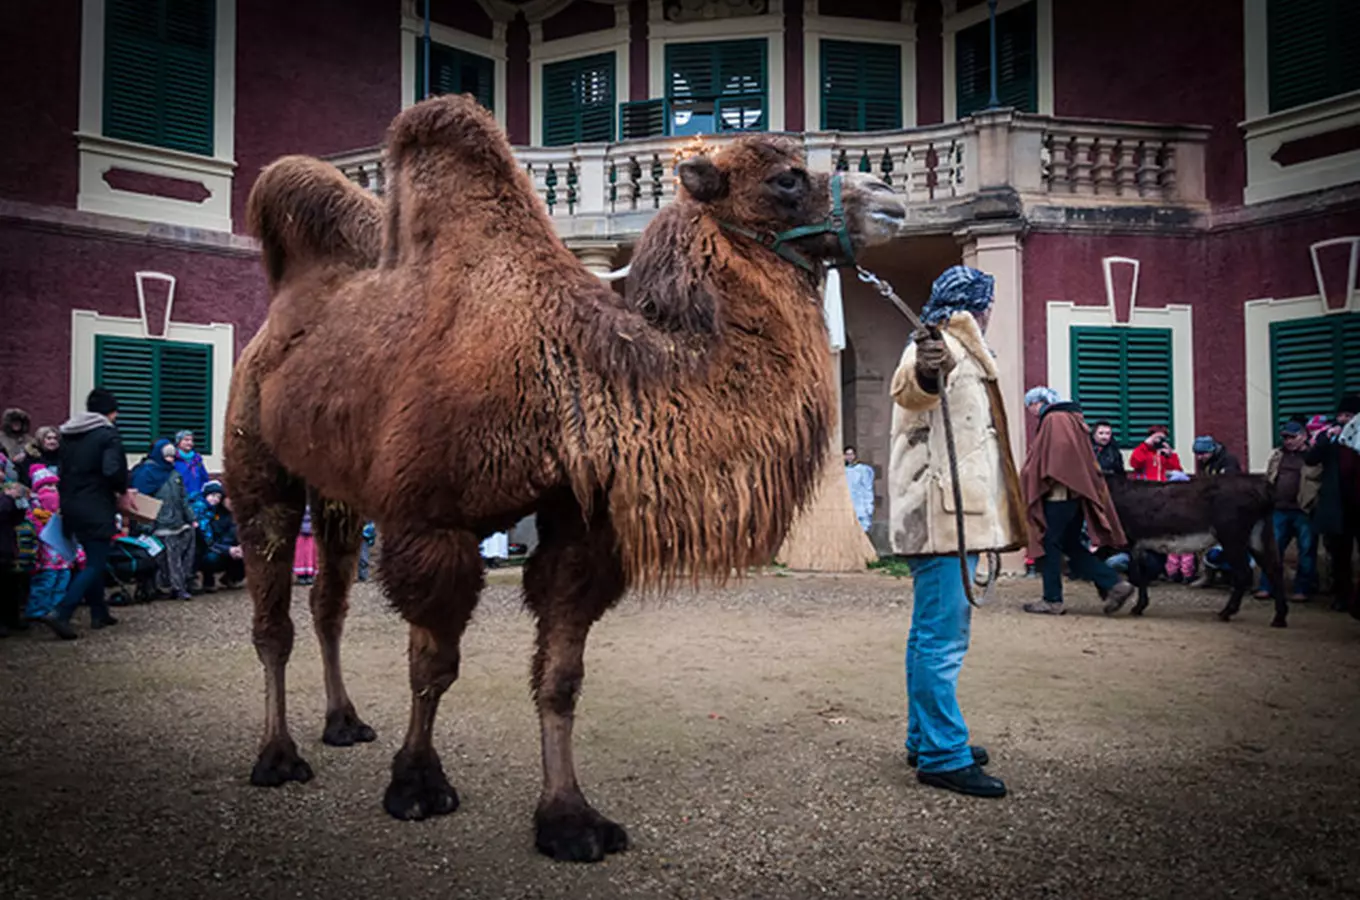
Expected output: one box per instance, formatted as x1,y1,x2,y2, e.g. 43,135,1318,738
157,342,214,453
417,40,494,111
1270,312,1360,436
93,336,214,455
543,53,615,146
619,98,668,138
666,40,767,133
1267,0,1360,112
1070,327,1174,449
955,1,1037,118
821,40,902,131
95,336,157,453
104,0,215,156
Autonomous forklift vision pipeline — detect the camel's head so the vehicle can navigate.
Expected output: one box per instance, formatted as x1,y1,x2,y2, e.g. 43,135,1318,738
677,136,905,272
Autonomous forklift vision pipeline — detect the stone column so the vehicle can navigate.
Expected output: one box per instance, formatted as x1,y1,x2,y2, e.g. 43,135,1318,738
571,241,622,275
957,222,1027,464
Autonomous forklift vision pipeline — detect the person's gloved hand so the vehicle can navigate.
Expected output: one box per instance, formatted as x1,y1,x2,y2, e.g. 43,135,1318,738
914,329,957,385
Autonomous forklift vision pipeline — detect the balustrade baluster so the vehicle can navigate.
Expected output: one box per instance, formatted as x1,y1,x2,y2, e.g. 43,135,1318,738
1160,142,1177,199
835,149,849,172
608,161,618,212
879,148,894,187
1071,137,1094,195
628,156,642,210
566,162,578,214
1113,140,1137,197
1135,142,1160,197
650,153,664,209
1091,138,1114,194
544,164,558,215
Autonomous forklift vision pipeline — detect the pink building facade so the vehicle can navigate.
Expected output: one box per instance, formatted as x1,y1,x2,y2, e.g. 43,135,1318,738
2,0,1357,543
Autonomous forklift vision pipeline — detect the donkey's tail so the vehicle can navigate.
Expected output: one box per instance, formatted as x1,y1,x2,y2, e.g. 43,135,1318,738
246,156,384,292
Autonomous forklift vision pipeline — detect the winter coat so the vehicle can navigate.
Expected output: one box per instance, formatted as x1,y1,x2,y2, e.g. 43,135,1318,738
57,412,128,541
888,311,1026,557
151,471,195,535
1200,447,1242,476
0,408,32,462
1021,402,1128,559
845,463,875,524
0,491,27,564
1265,447,1321,514
1305,433,1351,534
174,451,211,498
1128,441,1184,482
1092,441,1126,477
191,495,238,555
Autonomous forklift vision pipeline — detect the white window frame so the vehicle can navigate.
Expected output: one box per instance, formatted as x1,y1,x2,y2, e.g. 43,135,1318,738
803,9,917,132
529,11,631,147
77,0,237,233
401,2,508,132
647,0,786,133
1045,257,1196,471
70,310,235,473
942,0,1052,122
1240,0,1360,205
1243,236,1360,470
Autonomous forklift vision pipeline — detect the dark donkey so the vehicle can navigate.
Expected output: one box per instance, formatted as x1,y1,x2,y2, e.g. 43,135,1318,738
1105,474,1288,627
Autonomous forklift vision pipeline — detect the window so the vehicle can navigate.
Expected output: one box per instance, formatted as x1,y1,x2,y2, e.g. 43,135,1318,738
103,0,216,156
666,40,767,136
1270,313,1360,436
1267,0,1360,113
543,53,615,145
1070,327,1174,449
416,39,494,111
820,40,901,131
955,1,1036,118
95,336,214,454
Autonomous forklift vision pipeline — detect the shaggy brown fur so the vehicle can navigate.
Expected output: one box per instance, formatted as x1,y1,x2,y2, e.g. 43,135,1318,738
1106,474,1288,627
226,94,903,862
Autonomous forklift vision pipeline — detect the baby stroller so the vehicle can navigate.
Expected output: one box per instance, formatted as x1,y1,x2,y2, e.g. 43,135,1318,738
106,535,163,606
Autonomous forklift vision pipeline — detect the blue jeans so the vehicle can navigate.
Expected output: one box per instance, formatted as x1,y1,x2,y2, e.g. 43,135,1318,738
1258,509,1316,595
1041,499,1120,603
905,554,977,774
54,534,112,624
25,569,72,619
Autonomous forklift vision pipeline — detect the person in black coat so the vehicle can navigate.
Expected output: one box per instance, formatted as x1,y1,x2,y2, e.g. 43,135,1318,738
1307,396,1359,611
38,389,129,639
1192,435,1242,475
1090,421,1126,477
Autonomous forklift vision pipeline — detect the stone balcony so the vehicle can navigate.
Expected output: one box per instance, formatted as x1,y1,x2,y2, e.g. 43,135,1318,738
326,109,1211,244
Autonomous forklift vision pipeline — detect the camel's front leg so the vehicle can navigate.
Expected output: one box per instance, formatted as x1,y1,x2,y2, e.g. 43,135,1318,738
524,502,628,862
380,528,482,820
309,496,375,747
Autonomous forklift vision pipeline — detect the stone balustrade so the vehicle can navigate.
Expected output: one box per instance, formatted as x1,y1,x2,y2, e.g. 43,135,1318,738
326,110,1210,239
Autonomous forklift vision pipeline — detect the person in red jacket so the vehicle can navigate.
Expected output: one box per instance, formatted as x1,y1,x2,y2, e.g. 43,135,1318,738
1128,425,1183,482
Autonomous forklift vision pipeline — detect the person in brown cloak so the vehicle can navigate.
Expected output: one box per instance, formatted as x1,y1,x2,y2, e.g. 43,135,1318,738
1020,387,1133,616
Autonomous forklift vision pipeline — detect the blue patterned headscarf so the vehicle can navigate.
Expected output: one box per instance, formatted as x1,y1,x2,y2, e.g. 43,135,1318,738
1024,386,1060,409
922,265,995,325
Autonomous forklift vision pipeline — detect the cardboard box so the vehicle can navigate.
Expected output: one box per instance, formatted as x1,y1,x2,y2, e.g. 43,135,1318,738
123,492,163,522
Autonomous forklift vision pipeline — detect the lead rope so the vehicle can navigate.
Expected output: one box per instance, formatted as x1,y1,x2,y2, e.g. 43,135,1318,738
855,265,979,608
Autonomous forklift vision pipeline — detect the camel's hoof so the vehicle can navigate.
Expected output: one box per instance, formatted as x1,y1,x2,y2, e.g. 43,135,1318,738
1270,616,1288,629
383,753,459,821
250,740,314,787
535,804,630,862
322,708,377,747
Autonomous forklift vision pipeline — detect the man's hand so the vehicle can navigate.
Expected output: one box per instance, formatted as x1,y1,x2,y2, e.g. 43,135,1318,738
914,329,957,384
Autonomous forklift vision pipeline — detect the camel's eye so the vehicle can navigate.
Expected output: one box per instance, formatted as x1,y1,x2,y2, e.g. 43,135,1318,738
768,170,806,203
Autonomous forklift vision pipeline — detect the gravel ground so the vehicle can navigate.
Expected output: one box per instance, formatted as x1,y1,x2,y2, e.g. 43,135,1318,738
2,570,1359,900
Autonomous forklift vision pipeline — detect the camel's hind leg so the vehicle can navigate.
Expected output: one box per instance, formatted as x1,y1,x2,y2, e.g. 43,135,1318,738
379,526,483,820
524,496,629,863
230,449,310,787
309,493,376,747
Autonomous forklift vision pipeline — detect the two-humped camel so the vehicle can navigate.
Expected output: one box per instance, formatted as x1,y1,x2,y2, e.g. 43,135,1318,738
226,94,904,861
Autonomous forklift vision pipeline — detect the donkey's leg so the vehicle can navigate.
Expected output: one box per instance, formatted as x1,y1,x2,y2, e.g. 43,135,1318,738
524,500,629,862
1216,542,1252,623
1129,552,1151,617
379,527,483,820
231,448,309,786
309,494,376,747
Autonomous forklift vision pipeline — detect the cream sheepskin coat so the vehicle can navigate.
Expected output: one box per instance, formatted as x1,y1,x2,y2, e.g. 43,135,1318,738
888,312,1025,557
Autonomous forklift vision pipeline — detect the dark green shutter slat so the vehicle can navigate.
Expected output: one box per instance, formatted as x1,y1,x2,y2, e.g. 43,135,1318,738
1270,312,1359,439
1267,0,1360,112
955,1,1036,118
94,336,214,456
1071,327,1174,450
619,98,668,138
104,0,215,156
418,39,494,112
820,40,901,131
666,40,766,134
543,53,614,146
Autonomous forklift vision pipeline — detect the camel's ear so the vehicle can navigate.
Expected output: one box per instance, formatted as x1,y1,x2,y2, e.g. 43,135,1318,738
678,157,728,203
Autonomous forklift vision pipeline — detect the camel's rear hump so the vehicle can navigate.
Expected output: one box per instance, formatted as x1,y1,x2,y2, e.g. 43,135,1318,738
246,156,383,290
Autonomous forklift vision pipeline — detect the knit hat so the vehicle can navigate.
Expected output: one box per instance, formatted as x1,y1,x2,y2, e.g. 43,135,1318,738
1280,421,1304,436
1024,386,1060,408
202,479,224,498
921,266,996,325
1191,436,1218,454
29,465,58,493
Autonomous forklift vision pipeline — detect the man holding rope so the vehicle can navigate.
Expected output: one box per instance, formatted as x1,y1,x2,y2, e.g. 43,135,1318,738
888,266,1026,799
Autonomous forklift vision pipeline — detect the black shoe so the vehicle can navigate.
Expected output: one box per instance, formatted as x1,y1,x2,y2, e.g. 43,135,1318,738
917,763,1006,798
39,614,78,640
91,614,119,629
908,746,989,769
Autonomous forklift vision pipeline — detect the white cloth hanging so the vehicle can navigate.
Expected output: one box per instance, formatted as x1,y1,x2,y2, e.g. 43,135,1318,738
823,267,846,351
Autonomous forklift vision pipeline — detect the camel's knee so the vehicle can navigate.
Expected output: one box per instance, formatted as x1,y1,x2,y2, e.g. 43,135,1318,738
534,659,584,716
408,629,464,694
